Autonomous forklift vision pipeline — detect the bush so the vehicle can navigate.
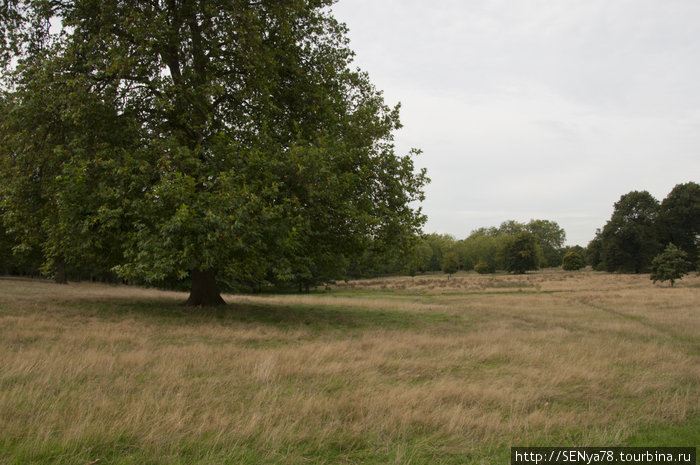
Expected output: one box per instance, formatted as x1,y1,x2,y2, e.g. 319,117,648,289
474,262,493,274
562,251,584,271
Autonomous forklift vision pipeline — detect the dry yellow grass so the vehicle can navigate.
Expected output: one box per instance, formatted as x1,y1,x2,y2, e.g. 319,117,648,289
0,271,698,464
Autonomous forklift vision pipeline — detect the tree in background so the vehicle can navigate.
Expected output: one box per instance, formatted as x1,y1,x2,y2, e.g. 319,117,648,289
411,239,435,274
503,231,540,274
599,191,661,273
561,251,584,271
525,219,566,267
441,251,459,275
658,182,700,269
422,233,456,272
585,229,604,270
451,239,472,271
446,220,566,273
461,228,511,272
1,1,427,304
492,219,565,268
650,243,691,287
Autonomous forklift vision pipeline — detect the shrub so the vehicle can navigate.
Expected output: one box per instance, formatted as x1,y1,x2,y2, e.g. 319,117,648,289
474,262,493,274
562,251,584,271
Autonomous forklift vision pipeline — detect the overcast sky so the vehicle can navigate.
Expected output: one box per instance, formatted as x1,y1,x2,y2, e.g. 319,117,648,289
331,0,700,246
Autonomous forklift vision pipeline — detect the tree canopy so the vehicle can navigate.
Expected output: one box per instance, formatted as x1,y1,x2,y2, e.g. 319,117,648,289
561,250,584,271
589,184,699,275
599,190,660,273
0,0,427,304
658,182,700,266
502,231,540,274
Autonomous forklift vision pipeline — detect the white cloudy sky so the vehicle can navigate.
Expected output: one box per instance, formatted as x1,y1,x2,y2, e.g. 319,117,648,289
331,0,700,246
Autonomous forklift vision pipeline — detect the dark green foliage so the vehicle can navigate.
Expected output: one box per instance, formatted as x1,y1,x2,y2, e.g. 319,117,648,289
657,182,700,268
599,191,661,273
1,47,137,283
541,247,563,268
585,229,603,270
650,243,691,287
1,1,428,302
460,230,507,272
503,231,540,274
0,219,15,275
562,245,586,266
525,219,566,267
497,220,525,236
561,251,584,271
441,251,459,274
423,233,456,272
410,239,434,275
441,219,567,273
592,185,699,275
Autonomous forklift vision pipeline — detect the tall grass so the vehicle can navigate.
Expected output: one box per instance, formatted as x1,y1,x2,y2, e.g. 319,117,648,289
1,271,698,464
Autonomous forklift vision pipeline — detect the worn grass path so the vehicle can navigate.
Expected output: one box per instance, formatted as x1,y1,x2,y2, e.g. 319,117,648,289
1,271,698,464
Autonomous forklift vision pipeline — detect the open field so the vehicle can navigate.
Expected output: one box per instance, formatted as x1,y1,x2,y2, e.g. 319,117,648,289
1,271,699,464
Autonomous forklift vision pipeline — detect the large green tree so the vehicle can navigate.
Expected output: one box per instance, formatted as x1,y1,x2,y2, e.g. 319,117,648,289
503,231,540,274
422,233,456,272
494,219,565,267
658,182,700,268
1,1,427,305
461,228,509,272
440,250,459,275
525,219,565,267
561,250,584,271
1,45,137,283
599,191,661,273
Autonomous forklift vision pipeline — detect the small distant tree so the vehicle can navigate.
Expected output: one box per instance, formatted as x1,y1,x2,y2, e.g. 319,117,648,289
650,244,691,287
441,251,459,275
562,251,584,271
503,231,540,274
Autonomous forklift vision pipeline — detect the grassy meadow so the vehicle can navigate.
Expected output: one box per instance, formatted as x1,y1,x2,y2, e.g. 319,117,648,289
1,271,699,464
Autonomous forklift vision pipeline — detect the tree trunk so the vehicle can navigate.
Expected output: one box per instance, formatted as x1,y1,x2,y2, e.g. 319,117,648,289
186,269,226,306
55,260,68,284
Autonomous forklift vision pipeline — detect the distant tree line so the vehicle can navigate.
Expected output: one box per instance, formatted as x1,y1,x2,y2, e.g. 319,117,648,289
356,181,700,279
380,219,583,276
585,182,699,274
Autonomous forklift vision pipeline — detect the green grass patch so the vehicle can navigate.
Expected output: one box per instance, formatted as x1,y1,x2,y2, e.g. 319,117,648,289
625,415,700,448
